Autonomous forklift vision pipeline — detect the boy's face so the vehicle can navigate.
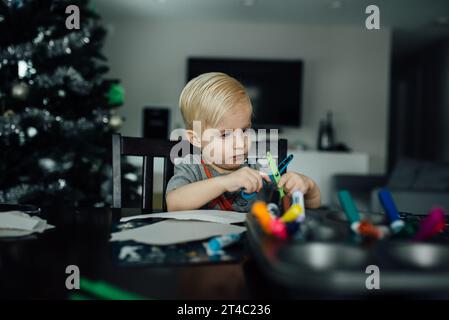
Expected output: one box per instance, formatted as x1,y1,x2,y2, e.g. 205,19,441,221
201,103,252,171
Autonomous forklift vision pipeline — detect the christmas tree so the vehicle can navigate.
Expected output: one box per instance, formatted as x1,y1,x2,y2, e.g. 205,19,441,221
0,0,139,207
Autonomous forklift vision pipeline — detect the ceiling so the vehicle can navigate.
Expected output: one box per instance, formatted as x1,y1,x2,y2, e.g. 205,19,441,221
94,0,449,29
94,0,449,54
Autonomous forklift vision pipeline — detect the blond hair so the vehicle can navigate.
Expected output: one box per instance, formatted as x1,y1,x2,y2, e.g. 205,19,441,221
179,72,252,130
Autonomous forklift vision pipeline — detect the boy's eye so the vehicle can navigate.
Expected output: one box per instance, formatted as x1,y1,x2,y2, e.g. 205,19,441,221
220,128,252,138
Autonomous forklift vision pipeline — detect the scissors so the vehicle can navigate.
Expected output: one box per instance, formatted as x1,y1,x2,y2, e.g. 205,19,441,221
241,153,294,200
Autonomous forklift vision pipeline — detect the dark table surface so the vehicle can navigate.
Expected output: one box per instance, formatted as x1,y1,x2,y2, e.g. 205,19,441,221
0,207,283,300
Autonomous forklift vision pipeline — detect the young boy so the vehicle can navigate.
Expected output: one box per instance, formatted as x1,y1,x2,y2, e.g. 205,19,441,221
166,72,321,212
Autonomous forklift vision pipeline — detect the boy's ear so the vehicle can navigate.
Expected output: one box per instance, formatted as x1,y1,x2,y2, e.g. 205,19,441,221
185,130,202,149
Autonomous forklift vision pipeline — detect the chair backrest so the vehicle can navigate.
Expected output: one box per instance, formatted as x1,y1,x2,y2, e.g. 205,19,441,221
112,133,288,212
112,134,179,211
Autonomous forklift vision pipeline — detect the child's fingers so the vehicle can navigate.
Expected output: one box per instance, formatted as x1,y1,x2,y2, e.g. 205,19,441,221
259,171,272,183
244,174,259,193
279,173,309,195
277,173,289,188
241,181,253,193
287,181,308,195
249,170,263,191
285,179,296,192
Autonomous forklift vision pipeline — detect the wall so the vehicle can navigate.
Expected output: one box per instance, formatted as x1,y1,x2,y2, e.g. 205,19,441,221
103,19,392,174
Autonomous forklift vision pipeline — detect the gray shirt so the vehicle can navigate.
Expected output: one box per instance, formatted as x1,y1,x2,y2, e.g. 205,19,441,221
166,154,257,212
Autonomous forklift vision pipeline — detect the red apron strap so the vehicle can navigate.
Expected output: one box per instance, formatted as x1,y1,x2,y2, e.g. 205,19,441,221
201,160,234,211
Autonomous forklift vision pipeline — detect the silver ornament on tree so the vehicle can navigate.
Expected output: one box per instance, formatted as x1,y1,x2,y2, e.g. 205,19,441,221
3,109,15,117
109,115,124,129
38,158,57,173
11,82,30,100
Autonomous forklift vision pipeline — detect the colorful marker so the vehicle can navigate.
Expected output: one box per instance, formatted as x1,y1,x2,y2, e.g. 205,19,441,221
378,188,405,233
413,207,446,241
207,233,242,253
251,201,273,234
358,220,383,239
338,190,361,232
338,190,383,239
292,190,306,222
269,218,288,240
280,204,303,223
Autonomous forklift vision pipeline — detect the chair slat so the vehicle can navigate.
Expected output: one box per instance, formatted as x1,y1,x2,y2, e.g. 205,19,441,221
162,158,175,212
112,134,122,209
142,156,154,210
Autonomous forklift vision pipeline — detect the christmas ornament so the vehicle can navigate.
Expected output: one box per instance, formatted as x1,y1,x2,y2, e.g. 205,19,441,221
107,83,125,105
3,109,14,117
11,82,30,100
39,158,57,173
109,115,123,129
26,127,37,138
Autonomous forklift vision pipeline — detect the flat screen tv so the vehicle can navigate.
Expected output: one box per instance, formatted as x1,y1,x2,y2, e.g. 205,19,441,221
187,57,303,128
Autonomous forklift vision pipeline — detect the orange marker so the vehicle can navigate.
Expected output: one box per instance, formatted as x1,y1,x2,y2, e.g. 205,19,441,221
251,201,273,234
357,220,383,239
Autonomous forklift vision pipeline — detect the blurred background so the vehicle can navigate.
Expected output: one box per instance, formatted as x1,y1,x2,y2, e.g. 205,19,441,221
1,0,449,212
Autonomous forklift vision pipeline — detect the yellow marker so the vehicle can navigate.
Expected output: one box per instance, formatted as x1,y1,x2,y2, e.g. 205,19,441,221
251,201,273,234
280,204,303,223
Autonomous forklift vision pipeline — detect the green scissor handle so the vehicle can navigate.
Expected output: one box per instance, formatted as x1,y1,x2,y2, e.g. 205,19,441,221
267,151,285,198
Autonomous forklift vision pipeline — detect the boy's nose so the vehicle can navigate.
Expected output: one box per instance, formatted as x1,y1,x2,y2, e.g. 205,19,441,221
233,129,245,148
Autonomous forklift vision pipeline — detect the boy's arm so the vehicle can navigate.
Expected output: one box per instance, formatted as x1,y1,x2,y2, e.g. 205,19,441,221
166,176,227,211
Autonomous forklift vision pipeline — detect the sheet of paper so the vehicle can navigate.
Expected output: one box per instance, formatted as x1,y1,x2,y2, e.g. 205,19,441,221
0,210,55,238
120,210,247,225
110,219,246,246
0,211,40,231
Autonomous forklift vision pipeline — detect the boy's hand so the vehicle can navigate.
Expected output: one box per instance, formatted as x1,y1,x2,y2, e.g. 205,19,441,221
219,167,271,193
277,172,319,198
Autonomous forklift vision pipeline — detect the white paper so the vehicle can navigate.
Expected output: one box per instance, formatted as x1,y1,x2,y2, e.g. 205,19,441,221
110,219,246,246
0,211,54,238
120,210,247,225
0,211,40,231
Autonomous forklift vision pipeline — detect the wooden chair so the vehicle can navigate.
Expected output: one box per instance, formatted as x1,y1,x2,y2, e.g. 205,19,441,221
112,134,181,212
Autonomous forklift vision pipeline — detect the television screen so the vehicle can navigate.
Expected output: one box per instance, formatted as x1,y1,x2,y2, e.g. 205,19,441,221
187,58,303,128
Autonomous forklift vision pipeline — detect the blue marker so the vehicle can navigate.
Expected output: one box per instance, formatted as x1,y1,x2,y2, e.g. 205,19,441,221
207,233,242,253
378,188,405,233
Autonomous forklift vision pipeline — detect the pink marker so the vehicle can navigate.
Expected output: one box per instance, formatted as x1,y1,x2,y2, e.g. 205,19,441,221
269,218,288,240
413,207,446,241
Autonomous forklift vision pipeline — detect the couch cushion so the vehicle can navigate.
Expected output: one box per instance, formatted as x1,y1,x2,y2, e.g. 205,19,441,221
388,158,449,191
